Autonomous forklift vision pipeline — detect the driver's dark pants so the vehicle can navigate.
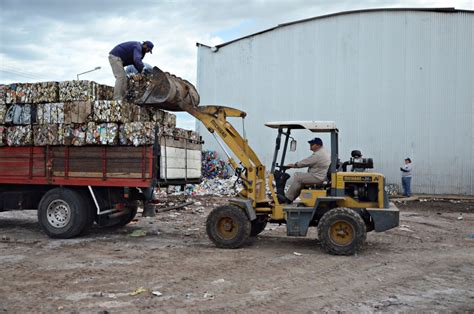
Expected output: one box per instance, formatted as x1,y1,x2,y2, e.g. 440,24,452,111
286,172,323,201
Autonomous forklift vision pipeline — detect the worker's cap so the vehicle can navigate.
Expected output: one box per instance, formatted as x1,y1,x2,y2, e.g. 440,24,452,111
143,41,154,53
405,157,411,162
308,137,323,146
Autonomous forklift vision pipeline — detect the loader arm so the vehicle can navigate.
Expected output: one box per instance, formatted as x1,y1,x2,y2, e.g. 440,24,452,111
137,66,267,205
186,105,267,205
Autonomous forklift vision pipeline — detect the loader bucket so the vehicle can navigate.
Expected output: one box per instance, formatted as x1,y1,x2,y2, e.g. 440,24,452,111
137,66,200,112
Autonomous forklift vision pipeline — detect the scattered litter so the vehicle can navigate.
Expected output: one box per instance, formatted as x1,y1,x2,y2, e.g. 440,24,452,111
211,279,226,284
293,252,302,256
194,201,202,206
450,200,462,204
203,292,214,300
398,225,414,232
385,184,399,196
185,176,242,196
457,215,463,220
152,291,163,297
130,287,148,296
194,206,205,214
130,229,147,237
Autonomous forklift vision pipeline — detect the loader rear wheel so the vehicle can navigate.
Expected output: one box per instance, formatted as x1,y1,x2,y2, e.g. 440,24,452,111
318,207,366,255
206,205,251,249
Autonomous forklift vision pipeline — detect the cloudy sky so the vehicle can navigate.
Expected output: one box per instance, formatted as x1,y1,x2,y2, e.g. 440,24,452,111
1,0,472,129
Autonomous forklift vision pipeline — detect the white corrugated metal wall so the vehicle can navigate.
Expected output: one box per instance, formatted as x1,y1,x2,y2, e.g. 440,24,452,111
196,10,474,195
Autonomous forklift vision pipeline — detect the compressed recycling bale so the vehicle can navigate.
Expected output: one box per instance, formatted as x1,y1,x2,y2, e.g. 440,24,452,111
36,103,64,124
14,83,31,103
0,104,6,124
187,130,200,141
0,85,5,105
33,124,64,146
119,122,156,146
85,122,100,145
6,125,32,146
161,125,174,137
126,74,150,103
172,127,188,139
162,111,176,128
98,123,118,145
64,124,87,146
93,100,130,122
59,80,97,102
3,84,18,104
129,103,150,122
148,107,165,123
4,104,33,125
97,84,114,100
29,82,59,103
0,126,5,146
64,101,92,123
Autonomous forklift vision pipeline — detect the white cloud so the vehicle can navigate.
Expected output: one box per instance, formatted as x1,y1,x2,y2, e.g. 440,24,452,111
1,0,472,130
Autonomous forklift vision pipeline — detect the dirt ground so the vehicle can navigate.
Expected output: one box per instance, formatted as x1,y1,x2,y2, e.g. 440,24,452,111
0,196,473,312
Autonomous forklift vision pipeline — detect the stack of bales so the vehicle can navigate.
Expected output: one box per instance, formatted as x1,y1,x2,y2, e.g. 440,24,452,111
0,80,200,147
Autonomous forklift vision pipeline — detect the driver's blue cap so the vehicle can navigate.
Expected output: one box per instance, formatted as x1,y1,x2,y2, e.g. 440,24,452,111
308,137,323,146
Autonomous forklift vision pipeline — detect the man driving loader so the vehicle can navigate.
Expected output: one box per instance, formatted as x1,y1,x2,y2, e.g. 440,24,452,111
279,137,331,203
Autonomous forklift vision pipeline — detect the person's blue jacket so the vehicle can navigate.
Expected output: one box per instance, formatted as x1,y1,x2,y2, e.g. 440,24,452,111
110,41,145,73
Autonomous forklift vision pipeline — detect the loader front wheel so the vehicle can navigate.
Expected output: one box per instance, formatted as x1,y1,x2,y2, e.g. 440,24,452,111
206,205,251,249
318,207,367,255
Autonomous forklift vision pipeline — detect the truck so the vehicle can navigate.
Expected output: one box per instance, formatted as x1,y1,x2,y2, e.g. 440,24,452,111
0,75,202,239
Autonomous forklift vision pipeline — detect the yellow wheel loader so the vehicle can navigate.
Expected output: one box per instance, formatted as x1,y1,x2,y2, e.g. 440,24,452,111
139,67,399,255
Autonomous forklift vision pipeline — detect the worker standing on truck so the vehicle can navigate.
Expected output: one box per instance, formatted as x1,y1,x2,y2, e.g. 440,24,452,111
280,137,331,203
109,41,154,100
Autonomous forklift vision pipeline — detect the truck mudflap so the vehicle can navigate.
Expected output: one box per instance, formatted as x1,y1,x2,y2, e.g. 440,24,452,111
366,202,400,232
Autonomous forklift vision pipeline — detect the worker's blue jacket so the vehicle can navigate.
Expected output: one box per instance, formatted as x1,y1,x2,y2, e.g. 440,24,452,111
110,41,145,73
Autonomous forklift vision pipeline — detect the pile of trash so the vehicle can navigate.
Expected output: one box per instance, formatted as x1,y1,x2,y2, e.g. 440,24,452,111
0,80,200,147
201,150,233,179
185,176,242,196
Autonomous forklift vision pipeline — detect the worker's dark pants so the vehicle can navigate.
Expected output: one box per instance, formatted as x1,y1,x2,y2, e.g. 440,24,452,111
108,54,127,100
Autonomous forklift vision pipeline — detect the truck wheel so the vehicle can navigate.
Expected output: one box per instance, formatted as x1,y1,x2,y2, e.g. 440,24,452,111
318,207,367,255
206,205,251,249
250,216,268,237
37,188,93,239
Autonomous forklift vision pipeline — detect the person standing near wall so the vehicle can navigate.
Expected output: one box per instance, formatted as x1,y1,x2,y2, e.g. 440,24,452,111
400,158,413,197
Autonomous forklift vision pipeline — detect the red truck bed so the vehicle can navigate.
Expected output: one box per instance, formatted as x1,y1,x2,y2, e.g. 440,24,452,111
0,146,155,188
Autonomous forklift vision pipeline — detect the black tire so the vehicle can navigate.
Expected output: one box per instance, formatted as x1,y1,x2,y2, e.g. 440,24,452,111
37,188,93,239
250,216,268,237
206,204,251,249
317,207,367,255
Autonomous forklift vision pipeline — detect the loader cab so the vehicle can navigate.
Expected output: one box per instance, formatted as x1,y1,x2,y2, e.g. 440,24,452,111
265,121,339,196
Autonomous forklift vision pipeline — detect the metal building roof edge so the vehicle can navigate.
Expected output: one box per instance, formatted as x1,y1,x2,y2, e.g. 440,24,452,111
196,7,474,50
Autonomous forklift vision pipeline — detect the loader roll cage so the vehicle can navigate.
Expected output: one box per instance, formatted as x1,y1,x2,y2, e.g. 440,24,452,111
265,121,339,195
